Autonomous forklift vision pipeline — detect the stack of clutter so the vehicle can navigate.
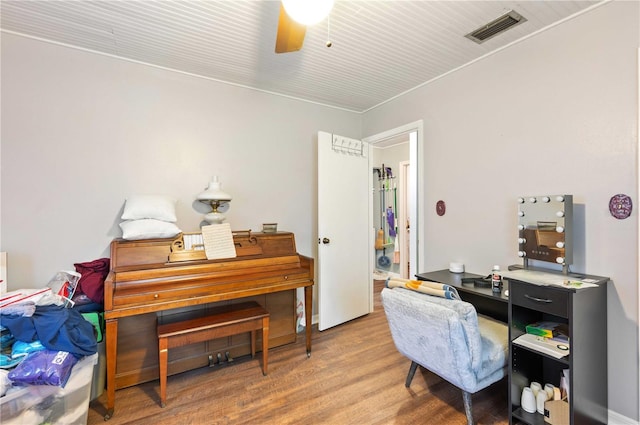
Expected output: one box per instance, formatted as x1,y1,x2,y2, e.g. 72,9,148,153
385,276,460,300
521,378,567,419
0,273,97,392
119,194,182,240
0,269,104,424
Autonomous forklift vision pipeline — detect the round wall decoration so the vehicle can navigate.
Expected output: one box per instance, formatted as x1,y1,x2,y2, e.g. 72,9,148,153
609,194,632,219
436,200,446,216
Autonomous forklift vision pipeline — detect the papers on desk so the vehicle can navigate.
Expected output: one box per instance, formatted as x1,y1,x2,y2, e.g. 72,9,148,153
513,333,570,359
501,269,598,289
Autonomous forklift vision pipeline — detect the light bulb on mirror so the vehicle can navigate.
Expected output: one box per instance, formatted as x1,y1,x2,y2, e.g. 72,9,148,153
518,211,525,217
518,251,527,257
518,238,526,244
542,196,550,203
556,241,565,248
517,197,525,204
518,224,525,231
529,197,537,203
556,257,565,264
556,211,564,217
556,195,565,202
556,226,564,233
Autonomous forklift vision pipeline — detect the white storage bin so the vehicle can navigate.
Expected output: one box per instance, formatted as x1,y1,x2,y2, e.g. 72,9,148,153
0,353,98,425
90,340,105,400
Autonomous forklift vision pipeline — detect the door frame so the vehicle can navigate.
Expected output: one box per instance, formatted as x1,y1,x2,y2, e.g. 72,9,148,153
399,160,410,278
363,120,424,303
636,46,639,425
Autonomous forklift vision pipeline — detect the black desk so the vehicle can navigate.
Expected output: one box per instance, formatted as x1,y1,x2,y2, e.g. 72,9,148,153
417,268,609,424
415,269,509,323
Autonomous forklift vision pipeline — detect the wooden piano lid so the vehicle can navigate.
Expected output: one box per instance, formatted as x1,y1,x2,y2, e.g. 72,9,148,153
110,231,297,270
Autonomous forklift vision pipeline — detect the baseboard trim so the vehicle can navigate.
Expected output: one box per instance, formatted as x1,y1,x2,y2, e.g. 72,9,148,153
609,409,639,425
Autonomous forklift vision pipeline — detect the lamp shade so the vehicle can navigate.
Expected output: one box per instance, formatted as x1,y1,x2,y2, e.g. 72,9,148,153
196,176,232,202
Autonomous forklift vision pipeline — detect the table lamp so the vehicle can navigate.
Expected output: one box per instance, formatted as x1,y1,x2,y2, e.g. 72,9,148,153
196,176,232,225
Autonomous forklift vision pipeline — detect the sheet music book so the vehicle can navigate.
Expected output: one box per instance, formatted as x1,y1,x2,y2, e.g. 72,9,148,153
201,223,237,260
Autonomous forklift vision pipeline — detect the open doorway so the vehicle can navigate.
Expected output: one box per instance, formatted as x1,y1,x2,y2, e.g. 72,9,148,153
371,139,410,279
365,121,423,307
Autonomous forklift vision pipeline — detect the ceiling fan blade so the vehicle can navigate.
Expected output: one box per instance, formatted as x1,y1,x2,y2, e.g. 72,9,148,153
275,4,306,53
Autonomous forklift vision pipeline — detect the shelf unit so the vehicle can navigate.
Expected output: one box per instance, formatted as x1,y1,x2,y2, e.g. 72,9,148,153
507,273,608,425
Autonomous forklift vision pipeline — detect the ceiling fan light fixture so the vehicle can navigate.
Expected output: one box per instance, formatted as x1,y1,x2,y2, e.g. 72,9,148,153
282,0,334,26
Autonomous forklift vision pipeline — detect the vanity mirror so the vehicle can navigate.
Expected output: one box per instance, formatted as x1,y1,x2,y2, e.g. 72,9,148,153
517,195,573,272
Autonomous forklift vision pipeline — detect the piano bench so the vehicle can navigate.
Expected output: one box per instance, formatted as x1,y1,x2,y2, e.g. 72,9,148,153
156,301,270,408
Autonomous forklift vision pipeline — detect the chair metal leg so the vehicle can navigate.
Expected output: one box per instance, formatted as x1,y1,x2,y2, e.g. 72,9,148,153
462,390,474,425
405,361,419,387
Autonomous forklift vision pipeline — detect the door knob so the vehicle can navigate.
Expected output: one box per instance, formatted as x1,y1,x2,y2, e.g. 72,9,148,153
322,237,330,244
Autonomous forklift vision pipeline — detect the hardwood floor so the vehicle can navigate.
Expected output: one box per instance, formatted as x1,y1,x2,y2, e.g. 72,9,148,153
88,281,509,424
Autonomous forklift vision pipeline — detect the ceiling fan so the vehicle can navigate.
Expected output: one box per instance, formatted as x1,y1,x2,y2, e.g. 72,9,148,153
275,0,334,53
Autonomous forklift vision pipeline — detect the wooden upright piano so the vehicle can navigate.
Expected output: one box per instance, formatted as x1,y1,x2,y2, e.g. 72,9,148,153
103,231,314,419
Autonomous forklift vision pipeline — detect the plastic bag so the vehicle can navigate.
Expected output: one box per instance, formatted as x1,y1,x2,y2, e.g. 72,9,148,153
46,271,80,308
7,350,78,387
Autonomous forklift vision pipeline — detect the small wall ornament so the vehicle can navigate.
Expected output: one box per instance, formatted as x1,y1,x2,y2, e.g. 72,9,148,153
608,194,632,219
436,200,446,216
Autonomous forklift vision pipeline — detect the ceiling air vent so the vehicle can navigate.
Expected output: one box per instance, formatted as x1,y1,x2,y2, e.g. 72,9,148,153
465,10,527,44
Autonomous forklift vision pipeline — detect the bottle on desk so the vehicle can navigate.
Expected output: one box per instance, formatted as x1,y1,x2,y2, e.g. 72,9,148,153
491,265,502,293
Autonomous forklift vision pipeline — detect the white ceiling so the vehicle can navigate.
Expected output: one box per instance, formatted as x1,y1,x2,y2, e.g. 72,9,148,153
1,0,604,112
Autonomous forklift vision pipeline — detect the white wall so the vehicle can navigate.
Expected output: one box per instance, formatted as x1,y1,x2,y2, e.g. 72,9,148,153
1,33,361,292
363,1,639,421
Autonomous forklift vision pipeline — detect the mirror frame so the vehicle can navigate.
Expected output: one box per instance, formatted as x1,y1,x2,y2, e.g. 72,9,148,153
517,194,573,272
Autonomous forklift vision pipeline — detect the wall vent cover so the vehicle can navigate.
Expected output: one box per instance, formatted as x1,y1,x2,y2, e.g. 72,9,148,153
465,10,527,44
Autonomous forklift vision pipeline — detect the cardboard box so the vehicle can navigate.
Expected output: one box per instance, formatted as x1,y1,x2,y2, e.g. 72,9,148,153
525,321,568,340
1,353,98,425
544,397,569,425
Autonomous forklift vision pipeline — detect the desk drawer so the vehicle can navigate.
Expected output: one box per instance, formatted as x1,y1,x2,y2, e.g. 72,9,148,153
509,280,569,318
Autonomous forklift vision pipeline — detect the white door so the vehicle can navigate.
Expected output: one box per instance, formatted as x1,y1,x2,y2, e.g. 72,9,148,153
318,131,371,331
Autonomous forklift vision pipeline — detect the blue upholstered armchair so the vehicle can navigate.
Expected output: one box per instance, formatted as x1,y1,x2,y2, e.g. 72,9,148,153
381,287,508,425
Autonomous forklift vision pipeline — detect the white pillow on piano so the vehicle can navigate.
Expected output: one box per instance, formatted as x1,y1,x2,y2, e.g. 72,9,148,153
120,219,181,240
121,195,177,222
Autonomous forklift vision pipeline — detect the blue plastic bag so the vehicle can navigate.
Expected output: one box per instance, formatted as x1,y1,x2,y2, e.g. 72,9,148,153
7,349,78,387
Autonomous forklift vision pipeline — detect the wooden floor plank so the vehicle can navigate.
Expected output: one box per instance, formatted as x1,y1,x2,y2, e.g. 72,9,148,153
88,281,509,424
